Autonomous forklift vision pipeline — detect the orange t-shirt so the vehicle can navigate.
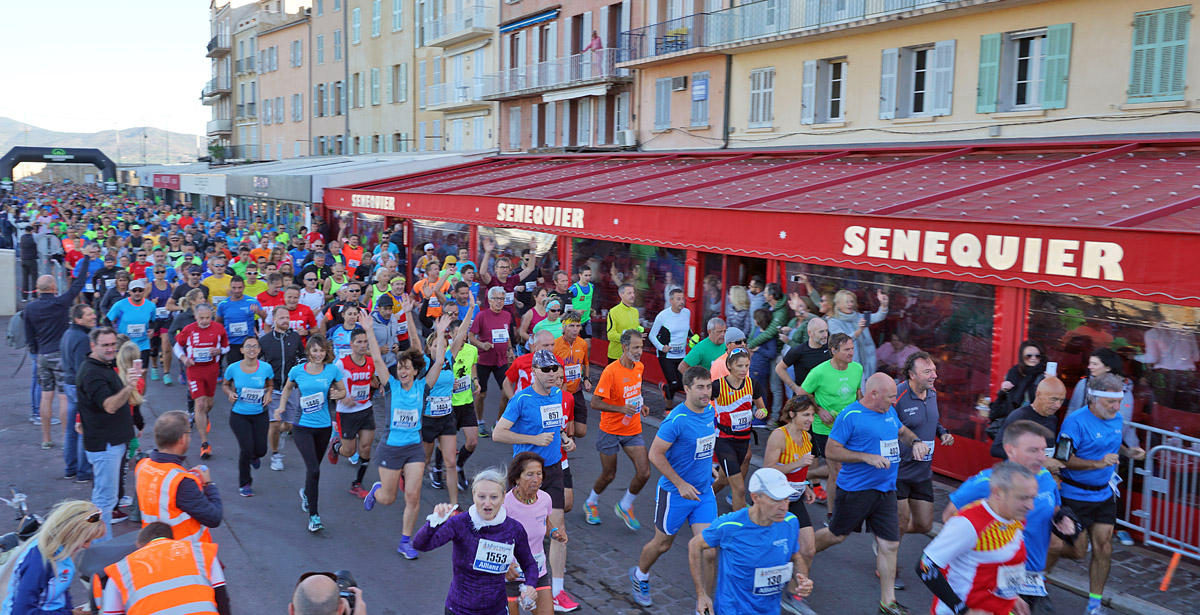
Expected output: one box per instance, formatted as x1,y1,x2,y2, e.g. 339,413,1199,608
414,277,451,317
709,352,731,380
553,336,589,394
250,247,272,262
342,244,365,270
594,360,645,436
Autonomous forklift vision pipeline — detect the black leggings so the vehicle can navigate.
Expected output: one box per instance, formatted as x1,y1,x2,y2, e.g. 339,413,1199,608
658,354,684,399
150,334,162,360
292,425,331,516
229,411,269,487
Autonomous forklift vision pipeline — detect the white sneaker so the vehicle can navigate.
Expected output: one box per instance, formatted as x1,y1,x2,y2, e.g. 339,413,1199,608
271,453,284,471
118,495,133,507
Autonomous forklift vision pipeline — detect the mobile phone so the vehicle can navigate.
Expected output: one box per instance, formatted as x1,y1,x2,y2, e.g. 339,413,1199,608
1053,436,1074,462
133,359,143,371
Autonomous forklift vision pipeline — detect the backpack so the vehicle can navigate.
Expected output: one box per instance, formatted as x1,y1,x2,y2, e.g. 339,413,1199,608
6,310,26,350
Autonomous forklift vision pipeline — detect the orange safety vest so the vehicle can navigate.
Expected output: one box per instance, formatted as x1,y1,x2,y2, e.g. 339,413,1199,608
101,538,220,615
135,458,214,543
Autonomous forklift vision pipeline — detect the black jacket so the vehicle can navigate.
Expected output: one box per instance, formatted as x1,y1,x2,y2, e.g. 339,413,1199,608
23,256,89,354
76,356,135,452
18,232,36,261
258,329,302,388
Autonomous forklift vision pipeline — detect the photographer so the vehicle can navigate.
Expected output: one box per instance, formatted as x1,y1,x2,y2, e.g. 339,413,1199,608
290,573,367,615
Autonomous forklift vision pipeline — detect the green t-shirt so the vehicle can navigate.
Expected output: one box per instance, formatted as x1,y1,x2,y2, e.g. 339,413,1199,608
801,360,864,435
683,338,725,371
230,260,248,277
533,318,563,340
451,343,479,406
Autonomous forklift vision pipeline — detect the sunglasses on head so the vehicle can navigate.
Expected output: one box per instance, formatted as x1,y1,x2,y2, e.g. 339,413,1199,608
86,510,102,523
538,365,561,373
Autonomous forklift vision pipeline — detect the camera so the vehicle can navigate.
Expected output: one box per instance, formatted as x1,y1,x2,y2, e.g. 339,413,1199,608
335,570,357,610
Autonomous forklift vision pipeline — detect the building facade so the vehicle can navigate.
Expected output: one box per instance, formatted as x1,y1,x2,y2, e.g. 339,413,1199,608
309,0,350,155
347,0,418,154
413,0,499,153
259,12,312,160
204,1,236,158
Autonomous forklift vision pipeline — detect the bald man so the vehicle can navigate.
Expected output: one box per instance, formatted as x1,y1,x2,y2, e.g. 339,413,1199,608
290,572,366,615
990,376,1067,469
24,253,92,448
813,373,930,615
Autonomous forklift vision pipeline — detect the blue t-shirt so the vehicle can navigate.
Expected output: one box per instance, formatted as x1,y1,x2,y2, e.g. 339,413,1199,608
73,258,103,293
328,325,356,360
216,296,261,344
287,363,343,428
163,266,182,285
1058,406,1125,502
702,508,800,615
386,378,426,447
223,360,274,415
828,401,903,493
501,386,565,465
656,402,717,495
424,351,456,418
950,467,1060,572
106,298,157,351
289,248,310,270
449,302,477,323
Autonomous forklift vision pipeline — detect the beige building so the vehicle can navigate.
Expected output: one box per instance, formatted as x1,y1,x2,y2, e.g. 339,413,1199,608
259,11,312,160
346,0,419,153
203,1,236,158
620,0,1199,150
310,0,350,155
232,7,264,159
413,1,499,152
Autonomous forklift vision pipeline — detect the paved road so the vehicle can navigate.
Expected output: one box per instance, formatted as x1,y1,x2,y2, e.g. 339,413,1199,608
0,338,1087,615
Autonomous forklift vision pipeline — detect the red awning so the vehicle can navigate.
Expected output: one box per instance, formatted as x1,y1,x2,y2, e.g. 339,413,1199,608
324,139,1200,305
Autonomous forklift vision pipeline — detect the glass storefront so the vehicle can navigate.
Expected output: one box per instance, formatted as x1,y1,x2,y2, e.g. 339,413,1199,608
479,226,559,285
411,220,470,277
572,238,687,324
785,262,995,439
229,197,305,229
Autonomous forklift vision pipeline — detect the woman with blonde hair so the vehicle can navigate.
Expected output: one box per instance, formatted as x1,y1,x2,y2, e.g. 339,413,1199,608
1,499,104,614
825,288,889,386
725,285,751,335
114,341,147,521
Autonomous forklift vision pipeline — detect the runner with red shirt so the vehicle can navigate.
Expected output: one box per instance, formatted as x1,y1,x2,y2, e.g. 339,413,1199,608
174,303,230,460
282,285,317,342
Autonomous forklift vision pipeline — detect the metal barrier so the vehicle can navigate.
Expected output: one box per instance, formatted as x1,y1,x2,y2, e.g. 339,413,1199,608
1123,423,1200,562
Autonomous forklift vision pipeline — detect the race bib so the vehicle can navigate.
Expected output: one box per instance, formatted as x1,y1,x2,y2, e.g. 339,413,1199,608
427,396,452,417
694,433,716,460
472,539,515,574
105,278,115,290
193,348,212,362
1045,447,1056,459
300,392,325,414
995,564,1025,600
213,295,227,304
667,344,684,355
788,482,808,502
629,395,644,410
348,259,360,269
1109,472,1123,496
920,440,936,462
1017,572,1048,597
453,376,471,394
240,387,265,405
564,364,581,381
397,321,408,335
504,291,514,306
491,328,509,344
880,439,900,463
540,403,563,430
391,405,420,430
428,296,440,308
753,562,793,596
525,281,536,292
729,410,753,432
156,307,169,319
351,384,370,402
229,321,249,336
84,281,94,292
126,323,146,338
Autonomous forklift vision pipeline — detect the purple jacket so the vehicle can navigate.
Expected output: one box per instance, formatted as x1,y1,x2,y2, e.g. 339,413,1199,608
413,511,538,615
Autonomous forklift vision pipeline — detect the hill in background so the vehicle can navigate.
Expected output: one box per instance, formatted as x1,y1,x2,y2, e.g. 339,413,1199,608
0,117,203,166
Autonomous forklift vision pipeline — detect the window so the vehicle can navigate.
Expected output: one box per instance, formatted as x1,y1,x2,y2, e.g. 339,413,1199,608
392,0,403,31
654,77,671,130
316,0,323,16
335,81,344,114
748,67,775,128
880,40,955,119
372,0,381,37
334,0,341,10
371,68,381,105
691,71,710,127
314,84,323,117
271,46,279,71
978,24,1072,112
334,30,343,60
418,60,427,109
1009,33,1044,108
474,117,486,150
1129,6,1190,102
393,63,408,102
292,93,302,121
358,72,366,108
291,40,302,67
351,8,361,43
418,122,426,151
316,35,325,64
802,58,846,124
275,97,283,123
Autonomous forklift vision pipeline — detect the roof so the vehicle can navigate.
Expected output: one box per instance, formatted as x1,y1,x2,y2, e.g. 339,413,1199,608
348,140,1200,232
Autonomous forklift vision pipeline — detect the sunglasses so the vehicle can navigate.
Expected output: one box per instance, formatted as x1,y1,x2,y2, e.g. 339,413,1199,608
86,510,102,523
1025,353,1041,358
131,288,145,292
538,365,561,373
729,347,748,356
347,288,361,293
548,308,562,313
304,277,317,282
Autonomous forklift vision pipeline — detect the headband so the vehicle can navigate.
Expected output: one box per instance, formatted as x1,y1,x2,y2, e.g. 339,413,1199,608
1087,389,1124,399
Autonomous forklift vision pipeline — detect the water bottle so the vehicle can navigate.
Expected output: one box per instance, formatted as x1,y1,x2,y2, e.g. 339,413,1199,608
623,396,643,425
518,584,536,611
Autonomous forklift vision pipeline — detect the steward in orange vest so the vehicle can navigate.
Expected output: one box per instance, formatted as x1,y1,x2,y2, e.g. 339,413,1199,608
135,410,223,543
95,522,230,615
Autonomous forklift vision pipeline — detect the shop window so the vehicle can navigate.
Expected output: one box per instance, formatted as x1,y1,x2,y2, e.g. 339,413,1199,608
785,262,994,439
572,238,686,325
410,219,470,280
1028,291,1200,437
480,226,559,291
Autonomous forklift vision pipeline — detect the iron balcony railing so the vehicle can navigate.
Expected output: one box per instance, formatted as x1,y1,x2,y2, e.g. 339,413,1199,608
427,80,485,107
479,48,626,99
207,35,231,55
424,3,494,42
202,77,231,97
620,0,955,62
236,56,256,73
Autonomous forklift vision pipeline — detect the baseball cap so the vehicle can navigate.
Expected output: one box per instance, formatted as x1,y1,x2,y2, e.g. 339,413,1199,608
725,327,747,343
128,279,147,290
375,294,394,309
424,243,435,251
531,349,560,369
188,265,203,274
748,468,799,501
131,224,141,230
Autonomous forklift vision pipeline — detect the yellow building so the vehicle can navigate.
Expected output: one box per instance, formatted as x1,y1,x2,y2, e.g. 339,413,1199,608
415,0,499,152
346,0,419,153
203,1,237,158
620,0,1198,150
259,10,312,159
310,0,350,155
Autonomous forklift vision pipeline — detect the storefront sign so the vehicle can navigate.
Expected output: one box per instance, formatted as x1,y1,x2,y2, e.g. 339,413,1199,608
180,174,226,196
152,174,180,190
496,202,585,230
350,193,397,211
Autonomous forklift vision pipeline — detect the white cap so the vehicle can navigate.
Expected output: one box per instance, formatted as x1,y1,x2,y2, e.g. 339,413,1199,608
128,279,148,290
424,243,435,251
748,468,799,501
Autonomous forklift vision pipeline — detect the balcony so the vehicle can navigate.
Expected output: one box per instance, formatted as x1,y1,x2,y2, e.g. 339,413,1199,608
206,119,232,135
202,77,231,97
425,3,494,48
620,0,962,65
236,56,256,74
427,81,489,111
207,35,231,57
236,102,257,119
479,48,631,101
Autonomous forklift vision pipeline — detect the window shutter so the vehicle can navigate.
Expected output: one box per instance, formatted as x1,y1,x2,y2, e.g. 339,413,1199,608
548,21,557,60
764,68,775,123
547,101,557,146
340,82,347,113
386,66,393,103
976,33,1001,113
930,39,956,116
359,72,366,107
313,85,320,117
419,60,426,108
532,106,540,147
801,60,817,124
879,48,898,119
1129,12,1157,100
1157,7,1191,101
1041,23,1073,109
400,63,408,102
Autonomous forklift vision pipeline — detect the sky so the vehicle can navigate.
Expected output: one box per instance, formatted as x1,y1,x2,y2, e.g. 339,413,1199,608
0,0,213,136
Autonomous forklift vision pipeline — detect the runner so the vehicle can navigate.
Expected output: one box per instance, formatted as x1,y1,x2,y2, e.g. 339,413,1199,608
711,349,768,510
362,315,451,558
275,334,348,532
503,452,568,615
479,236,538,320
166,265,208,313
174,304,230,460
468,286,515,437
502,330,559,410
200,257,232,304
776,318,831,503
299,269,327,316
324,303,364,360
106,278,156,367
798,333,863,519
220,336,274,497
649,288,691,404
553,312,591,439
146,264,174,382
680,318,728,373
328,322,387,497
568,265,595,338
763,395,820,615
215,275,261,365
630,366,718,608
917,461,1038,615
432,308,481,494
586,329,651,530
531,299,565,341
688,468,815,615
421,309,473,502
256,272,287,318
259,305,303,471
282,285,318,342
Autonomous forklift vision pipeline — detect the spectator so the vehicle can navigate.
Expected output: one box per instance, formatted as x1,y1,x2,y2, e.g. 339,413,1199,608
134,410,223,543
825,289,889,387
876,333,921,377
990,377,1067,464
290,572,367,615
2,499,105,615
61,304,97,482
24,256,91,449
724,286,750,335
19,224,38,300
1066,348,1138,448
990,340,1047,424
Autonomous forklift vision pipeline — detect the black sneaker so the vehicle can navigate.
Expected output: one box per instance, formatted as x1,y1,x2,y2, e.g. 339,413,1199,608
456,468,468,492
430,467,445,489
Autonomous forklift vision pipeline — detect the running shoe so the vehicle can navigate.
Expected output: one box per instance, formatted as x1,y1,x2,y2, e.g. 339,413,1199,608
327,437,340,464
782,595,819,615
118,495,133,507
200,442,212,460
270,453,284,471
30,415,41,426
397,536,419,559
430,467,445,490
308,514,324,532
150,367,159,381
111,509,128,523
660,382,671,403
50,417,61,426
584,502,601,525
614,502,641,530
350,482,369,498
40,441,53,450
349,452,360,465
299,487,309,513
552,590,581,612
874,564,906,591
457,469,468,492
628,566,652,607
364,481,382,511
477,423,490,438
879,601,909,615
811,483,828,503
251,456,261,470
239,485,254,497
1116,530,1134,546
162,374,173,386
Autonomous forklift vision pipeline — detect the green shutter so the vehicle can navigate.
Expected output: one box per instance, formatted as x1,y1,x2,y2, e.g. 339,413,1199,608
1129,6,1191,102
1158,6,1191,101
977,33,1002,113
1042,23,1073,109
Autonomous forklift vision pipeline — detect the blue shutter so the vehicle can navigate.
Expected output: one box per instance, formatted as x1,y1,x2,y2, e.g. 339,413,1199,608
1041,23,1073,109
976,33,1001,113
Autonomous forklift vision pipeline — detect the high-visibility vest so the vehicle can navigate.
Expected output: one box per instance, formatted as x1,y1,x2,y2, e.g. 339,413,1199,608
101,538,220,615
135,458,214,543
